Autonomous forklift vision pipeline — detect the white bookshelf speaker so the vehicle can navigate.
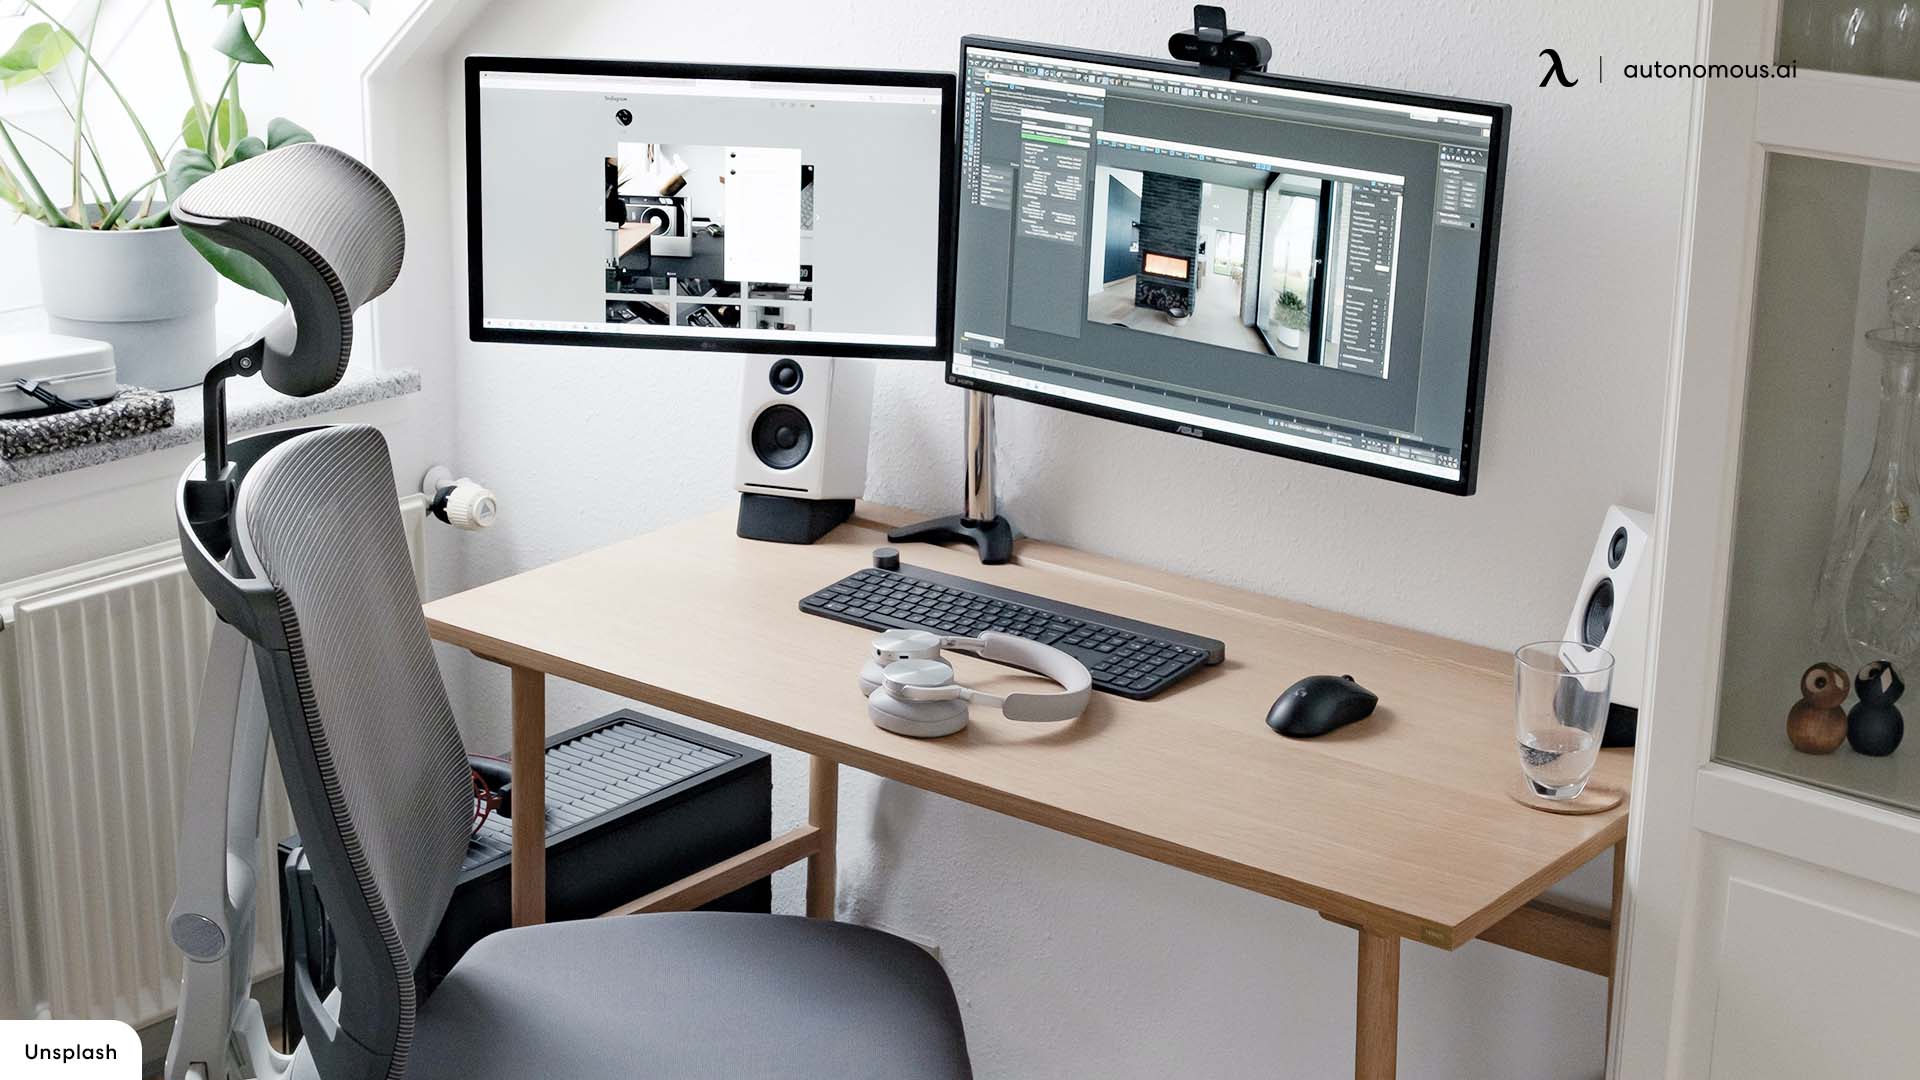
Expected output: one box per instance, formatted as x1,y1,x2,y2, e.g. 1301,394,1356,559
1562,505,1655,747
734,356,874,544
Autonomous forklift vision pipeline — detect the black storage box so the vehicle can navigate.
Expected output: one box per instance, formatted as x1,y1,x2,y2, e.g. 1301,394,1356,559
278,710,771,1039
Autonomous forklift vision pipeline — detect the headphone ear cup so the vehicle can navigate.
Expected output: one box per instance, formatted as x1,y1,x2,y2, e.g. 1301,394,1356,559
867,687,970,738
858,657,890,697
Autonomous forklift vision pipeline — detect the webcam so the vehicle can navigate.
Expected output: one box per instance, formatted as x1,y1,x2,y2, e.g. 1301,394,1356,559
1168,5,1271,75
615,108,633,126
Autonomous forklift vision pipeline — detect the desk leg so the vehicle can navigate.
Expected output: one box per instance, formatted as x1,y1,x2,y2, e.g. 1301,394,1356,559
1355,928,1400,1080
806,756,838,920
510,665,546,927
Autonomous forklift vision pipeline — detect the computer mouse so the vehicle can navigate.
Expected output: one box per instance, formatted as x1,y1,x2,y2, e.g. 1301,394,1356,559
1266,675,1378,738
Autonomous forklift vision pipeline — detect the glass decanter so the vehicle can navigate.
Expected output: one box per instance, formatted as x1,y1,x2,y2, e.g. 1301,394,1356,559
1815,245,1920,674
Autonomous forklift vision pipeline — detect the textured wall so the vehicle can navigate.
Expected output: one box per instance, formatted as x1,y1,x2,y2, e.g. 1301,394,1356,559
434,1,1697,1076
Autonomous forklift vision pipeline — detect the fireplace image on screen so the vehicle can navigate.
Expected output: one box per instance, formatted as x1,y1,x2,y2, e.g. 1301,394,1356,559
1088,161,1342,367
603,142,814,328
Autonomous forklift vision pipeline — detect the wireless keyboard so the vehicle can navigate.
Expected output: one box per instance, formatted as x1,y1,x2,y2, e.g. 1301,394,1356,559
801,560,1224,699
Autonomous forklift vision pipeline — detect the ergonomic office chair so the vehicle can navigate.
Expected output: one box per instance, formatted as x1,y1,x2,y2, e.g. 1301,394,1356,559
163,143,971,1080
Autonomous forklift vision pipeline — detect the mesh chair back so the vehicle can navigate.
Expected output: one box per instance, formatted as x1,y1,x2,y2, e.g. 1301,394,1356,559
233,425,471,1080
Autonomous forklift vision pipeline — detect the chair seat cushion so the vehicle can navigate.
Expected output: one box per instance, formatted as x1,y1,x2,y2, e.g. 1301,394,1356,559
410,911,971,1080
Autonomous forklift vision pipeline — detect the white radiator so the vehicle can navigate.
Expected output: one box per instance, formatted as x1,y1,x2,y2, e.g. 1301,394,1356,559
0,495,428,1027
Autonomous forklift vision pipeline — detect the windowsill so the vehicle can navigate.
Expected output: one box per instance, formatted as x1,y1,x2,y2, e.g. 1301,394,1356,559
0,366,421,489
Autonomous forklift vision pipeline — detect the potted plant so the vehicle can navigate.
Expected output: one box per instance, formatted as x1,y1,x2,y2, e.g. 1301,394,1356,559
0,0,360,390
1271,288,1308,349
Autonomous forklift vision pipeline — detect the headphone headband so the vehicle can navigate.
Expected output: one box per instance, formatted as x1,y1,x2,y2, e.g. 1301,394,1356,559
858,630,1092,737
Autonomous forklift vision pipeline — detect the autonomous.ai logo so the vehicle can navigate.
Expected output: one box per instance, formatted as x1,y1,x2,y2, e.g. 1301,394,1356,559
1539,48,1578,87
1535,48,1798,86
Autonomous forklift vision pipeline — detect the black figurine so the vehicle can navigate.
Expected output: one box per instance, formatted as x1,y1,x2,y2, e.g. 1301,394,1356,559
1848,660,1905,757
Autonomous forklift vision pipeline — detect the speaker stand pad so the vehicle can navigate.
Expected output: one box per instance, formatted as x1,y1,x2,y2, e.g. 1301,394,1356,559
737,494,853,545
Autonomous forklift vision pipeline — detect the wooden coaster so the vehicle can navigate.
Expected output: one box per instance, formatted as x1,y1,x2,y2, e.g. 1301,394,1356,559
1508,776,1625,815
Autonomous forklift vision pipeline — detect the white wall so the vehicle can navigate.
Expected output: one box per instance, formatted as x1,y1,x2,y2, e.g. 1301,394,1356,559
406,2,1697,1078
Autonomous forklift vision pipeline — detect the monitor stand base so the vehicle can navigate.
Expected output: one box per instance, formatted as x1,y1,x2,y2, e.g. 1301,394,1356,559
887,514,1016,565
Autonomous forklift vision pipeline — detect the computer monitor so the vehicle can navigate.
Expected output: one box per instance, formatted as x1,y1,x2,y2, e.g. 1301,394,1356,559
466,57,956,359
948,38,1508,493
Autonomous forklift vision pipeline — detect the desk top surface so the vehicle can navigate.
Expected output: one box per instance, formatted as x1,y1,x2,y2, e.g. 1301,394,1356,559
424,505,1631,947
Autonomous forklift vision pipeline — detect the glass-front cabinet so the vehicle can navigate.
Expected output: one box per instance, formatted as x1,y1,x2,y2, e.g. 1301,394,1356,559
1779,0,1920,79
1700,0,1920,819
1714,151,1920,814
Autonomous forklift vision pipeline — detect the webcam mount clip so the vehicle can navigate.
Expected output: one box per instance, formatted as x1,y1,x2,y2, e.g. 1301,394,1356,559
1169,5,1273,80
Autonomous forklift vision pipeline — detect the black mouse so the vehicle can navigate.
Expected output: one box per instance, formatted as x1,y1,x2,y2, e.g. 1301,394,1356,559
1267,675,1378,738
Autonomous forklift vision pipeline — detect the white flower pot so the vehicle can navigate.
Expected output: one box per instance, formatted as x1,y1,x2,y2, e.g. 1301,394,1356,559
34,219,218,392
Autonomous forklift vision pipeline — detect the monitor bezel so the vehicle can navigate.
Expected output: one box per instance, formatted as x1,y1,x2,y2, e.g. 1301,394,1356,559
465,55,959,361
947,36,1510,496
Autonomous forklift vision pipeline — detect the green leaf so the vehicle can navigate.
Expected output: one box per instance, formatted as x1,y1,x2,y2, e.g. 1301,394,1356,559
0,22,75,89
265,117,313,150
213,9,272,66
163,146,216,204
212,0,267,8
181,97,247,155
183,226,286,300
164,147,286,300
230,135,265,162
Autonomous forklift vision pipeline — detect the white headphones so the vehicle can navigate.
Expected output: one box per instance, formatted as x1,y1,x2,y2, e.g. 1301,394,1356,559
858,628,1093,737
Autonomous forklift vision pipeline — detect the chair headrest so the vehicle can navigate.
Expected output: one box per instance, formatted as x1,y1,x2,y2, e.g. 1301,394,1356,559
173,143,405,398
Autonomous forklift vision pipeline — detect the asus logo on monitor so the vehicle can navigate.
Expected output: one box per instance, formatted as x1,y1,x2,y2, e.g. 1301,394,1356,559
1176,425,1205,439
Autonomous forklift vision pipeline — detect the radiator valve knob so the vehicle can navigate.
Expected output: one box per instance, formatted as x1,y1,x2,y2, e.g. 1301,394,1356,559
423,466,499,530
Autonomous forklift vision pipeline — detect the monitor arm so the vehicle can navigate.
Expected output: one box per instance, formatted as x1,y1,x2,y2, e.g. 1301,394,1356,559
887,390,1016,564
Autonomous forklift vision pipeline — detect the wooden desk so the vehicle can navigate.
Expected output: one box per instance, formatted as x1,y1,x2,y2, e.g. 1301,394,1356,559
424,505,1631,1079
611,220,661,260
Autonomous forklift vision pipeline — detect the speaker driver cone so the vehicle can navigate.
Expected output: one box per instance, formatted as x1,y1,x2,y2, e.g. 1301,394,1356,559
1582,577,1615,648
751,404,812,470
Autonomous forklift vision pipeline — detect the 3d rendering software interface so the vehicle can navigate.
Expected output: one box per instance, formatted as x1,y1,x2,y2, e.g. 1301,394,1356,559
476,70,945,346
953,48,1495,481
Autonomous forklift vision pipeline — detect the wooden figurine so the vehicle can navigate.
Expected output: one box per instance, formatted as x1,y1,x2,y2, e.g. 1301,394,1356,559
1848,660,1905,757
1787,662,1850,754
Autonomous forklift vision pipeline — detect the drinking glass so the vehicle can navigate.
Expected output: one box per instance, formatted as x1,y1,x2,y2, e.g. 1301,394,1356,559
1514,641,1614,800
